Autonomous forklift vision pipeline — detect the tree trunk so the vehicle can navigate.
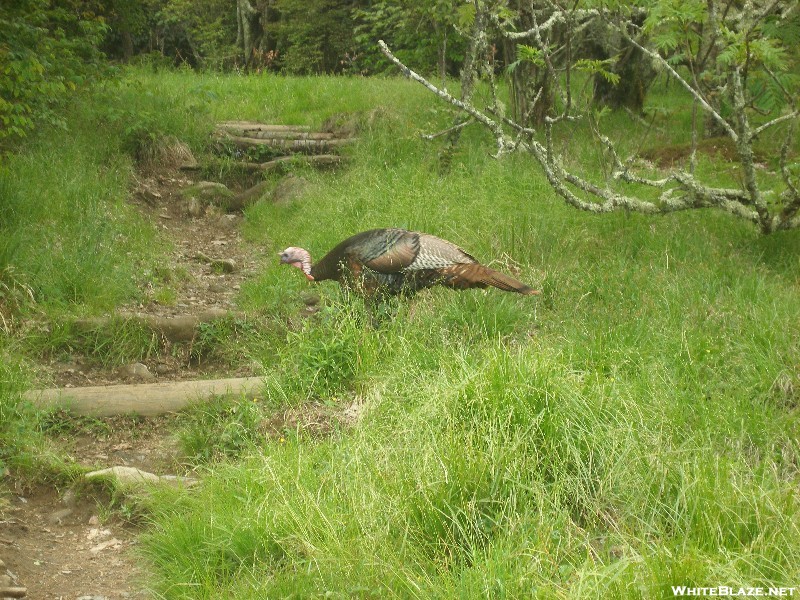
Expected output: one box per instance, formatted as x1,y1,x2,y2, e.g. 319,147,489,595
505,2,554,126
121,30,134,62
590,18,656,114
236,0,261,68
593,43,655,113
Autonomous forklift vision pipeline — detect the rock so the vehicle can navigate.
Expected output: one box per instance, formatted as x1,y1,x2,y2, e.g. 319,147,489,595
153,363,171,375
118,363,155,381
61,487,77,506
195,251,237,273
178,150,199,171
186,197,203,218
89,538,122,554
217,214,241,230
86,466,161,485
214,259,237,274
85,466,198,489
47,507,73,525
88,515,100,526
181,181,234,204
271,175,310,205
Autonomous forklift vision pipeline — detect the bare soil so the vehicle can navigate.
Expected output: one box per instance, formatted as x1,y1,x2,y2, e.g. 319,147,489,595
3,160,269,599
2,416,182,600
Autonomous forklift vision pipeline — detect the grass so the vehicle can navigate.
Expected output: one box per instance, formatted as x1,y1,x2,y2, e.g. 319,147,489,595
1,67,799,597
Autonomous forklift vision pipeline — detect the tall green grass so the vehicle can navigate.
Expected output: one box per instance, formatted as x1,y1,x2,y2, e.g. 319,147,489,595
119,70,799,597
2,67,799,596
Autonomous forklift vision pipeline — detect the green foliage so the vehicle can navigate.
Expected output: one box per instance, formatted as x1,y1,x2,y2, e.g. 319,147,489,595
123,72,799,597
42,318,161,368
176,395,265,463
717,27,788,70
0,135,160,312
273,0,358,74
643,0,707,51
150,0,237,69
353,0,467,75
2,69,799,597
639,0,800,116
575,58,621,85
0,0,109,148
507,44,546,72
0,342,78,481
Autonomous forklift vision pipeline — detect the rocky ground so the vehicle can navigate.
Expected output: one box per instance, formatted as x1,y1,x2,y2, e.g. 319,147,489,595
3,153,270,599
2,416,181,599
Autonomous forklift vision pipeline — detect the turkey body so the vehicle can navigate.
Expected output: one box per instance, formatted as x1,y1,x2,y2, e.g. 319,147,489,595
280,228,539,297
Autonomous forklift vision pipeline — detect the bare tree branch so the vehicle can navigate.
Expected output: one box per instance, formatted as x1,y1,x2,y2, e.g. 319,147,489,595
421,120,475,141
751,111,800,139
377,0,800,234
378,40,517,156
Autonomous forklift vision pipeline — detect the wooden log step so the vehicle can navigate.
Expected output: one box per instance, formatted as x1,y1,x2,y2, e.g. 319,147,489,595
24,377,264,417
215,154,345,173
216,121,311,133
217,134,355,154
217,129,336,141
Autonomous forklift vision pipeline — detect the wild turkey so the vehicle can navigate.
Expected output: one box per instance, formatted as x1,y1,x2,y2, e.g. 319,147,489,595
279,228,539,297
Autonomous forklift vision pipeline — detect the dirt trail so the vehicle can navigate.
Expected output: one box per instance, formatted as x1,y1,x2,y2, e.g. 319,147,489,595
2,416,182,600
49,169,267,389
2,162,265,599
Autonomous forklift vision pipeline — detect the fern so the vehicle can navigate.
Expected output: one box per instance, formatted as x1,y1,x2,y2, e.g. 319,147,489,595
749,70,800,114
762,12,800,46
575,58,621,85
516,44,546,68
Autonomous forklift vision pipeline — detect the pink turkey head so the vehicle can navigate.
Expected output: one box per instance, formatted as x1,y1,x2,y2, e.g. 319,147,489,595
279,247,314,280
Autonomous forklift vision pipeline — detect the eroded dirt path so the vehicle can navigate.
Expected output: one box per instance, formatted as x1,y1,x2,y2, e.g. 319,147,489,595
48,168,268,389
2,415,183,599
3,162,265,599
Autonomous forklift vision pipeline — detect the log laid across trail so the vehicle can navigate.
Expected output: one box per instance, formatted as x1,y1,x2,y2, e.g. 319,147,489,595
24,377,264,417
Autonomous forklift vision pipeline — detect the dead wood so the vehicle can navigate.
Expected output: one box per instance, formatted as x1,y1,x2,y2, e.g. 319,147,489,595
216,121,311,134
260,154,344,172
216,133,355,154
211,154,345,175
226,180,271,211
24,377,264,417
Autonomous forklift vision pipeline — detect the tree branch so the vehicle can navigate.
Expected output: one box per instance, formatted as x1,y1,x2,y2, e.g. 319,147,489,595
377,4,800,234
378,40,517,156
615,24,739,142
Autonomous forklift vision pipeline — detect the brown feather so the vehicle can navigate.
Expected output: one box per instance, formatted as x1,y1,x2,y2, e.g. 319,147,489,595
435,264,540,295
359,231,419,273
283,228,540,297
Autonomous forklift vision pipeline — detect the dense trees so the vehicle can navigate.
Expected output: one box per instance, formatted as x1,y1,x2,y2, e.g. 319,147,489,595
381,0,800,233
3,0,798,232
0,0,108,147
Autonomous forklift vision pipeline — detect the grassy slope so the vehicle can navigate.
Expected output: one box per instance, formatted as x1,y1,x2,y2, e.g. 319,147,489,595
2,68,799,597
137,71,800,598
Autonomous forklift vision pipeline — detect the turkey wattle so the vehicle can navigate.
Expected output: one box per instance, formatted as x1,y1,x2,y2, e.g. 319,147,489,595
279,228,540,297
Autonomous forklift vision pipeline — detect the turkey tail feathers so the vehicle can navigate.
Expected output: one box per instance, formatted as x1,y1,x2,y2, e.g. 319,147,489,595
479,266,541,295
438,264,540,295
